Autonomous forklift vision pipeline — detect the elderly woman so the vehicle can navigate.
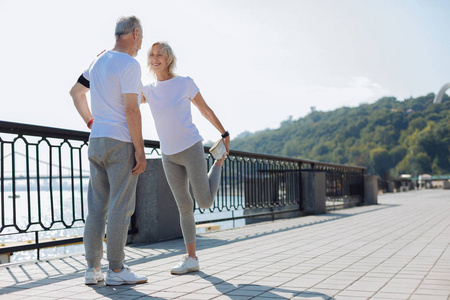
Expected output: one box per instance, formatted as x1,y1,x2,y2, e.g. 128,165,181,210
141,41,230,275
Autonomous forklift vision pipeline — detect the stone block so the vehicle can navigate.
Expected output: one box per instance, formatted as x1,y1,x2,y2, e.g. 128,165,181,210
301,171,326,215
443,180,450,190
128,159,182,245
364,175,378,205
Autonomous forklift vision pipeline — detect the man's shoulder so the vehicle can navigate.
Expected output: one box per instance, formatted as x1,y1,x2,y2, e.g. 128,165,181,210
107,52,140,75
112,51,138,63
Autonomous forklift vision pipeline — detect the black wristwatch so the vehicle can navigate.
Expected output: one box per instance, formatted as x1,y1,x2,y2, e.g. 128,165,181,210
221,131,229,138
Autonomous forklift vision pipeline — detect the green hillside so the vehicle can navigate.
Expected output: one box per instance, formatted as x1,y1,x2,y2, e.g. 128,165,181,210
231,94,450,177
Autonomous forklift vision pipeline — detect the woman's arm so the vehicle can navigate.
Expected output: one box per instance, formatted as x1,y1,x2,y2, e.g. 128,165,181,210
192,91,230,153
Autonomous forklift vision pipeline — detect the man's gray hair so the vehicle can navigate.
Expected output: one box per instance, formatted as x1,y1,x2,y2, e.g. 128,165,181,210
115,16,142,38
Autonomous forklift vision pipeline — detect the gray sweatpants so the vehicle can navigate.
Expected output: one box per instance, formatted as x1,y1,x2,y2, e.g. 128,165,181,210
162,141,222,245
84,138,138,270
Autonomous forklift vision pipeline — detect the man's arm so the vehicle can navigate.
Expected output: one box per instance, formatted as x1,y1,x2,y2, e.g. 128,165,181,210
69,82,93,128
123,93,146,175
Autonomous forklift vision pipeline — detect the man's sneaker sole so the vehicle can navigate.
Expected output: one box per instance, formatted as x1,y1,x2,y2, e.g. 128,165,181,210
170,266,200,275
105,278,148,286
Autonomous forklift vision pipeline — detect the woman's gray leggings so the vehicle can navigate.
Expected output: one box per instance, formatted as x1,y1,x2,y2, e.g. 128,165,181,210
162,141,222,245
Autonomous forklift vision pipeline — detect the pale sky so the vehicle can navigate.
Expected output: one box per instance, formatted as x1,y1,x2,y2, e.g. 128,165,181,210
1,0,449,143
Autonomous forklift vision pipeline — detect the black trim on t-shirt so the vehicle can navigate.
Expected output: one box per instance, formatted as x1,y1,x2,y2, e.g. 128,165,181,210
77,74,90,88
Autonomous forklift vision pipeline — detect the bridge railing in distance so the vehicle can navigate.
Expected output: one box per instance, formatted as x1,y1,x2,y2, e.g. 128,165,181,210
0,121,367,263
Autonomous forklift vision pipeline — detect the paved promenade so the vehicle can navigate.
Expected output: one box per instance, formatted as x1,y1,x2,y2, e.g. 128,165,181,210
1,189,449,300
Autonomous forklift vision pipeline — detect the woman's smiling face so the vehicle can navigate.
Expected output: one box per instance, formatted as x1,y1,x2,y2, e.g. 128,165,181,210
148,44,168,73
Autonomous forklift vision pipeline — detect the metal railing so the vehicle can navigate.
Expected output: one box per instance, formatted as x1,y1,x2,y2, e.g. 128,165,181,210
199,151,303,225
0,121,366,261
323,165,365,210
1,121,90,260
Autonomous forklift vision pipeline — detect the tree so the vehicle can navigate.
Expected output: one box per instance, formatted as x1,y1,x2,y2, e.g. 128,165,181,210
370,148,391,177
415,152,432,174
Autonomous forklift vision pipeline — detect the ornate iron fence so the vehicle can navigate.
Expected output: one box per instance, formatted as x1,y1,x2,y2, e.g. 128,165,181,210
199,151,303,225
0,121,366,261
0,121,90,260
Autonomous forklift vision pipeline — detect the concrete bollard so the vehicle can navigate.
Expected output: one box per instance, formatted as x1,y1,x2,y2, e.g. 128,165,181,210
127,159,182,245
364,175,378,205
443,180,450,190
301,171,326,215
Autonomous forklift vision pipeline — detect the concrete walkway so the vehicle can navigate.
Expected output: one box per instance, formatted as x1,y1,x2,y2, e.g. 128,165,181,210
0,189,449,300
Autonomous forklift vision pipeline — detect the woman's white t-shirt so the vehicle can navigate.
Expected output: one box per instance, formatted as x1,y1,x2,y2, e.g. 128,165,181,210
142,76,203,155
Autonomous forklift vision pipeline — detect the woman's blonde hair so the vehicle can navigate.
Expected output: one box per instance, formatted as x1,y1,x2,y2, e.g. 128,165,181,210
147,41,177,77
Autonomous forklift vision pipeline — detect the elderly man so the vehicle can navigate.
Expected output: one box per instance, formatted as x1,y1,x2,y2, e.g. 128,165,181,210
69,16,147,286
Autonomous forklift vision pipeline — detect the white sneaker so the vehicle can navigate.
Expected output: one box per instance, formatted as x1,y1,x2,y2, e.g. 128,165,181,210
105,265,147,286
85,267,104,285
209,139,227,160
170,255,200,275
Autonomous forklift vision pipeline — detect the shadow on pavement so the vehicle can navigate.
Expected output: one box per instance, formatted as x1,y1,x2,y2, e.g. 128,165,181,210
201,273,334,300
89,283,165,300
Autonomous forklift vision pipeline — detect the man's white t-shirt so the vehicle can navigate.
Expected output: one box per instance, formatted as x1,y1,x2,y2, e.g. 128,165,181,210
142,76,203,155
82,51,142,143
